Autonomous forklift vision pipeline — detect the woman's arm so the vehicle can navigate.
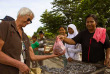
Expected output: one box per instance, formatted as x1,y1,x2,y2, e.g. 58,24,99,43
29,46,59,61
104,48,110,67
58,35,76,45
0,38,29,73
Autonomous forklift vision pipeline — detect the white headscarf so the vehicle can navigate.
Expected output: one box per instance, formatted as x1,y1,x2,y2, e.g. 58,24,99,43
67,24,78,38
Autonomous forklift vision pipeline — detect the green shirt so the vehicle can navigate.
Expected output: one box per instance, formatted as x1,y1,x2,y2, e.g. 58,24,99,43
31,41,39,55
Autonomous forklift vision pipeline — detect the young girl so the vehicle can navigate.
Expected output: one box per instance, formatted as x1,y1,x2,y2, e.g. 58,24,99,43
65,24,82,62
48,25,67,52
58,25,67,38
31,35,39,68
58,25,68,67
48,25,67,67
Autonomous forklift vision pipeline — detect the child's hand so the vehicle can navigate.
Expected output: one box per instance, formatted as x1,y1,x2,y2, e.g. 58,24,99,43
68,57,73,62
48,48,53,52
57,35,65,41
34,48,38,50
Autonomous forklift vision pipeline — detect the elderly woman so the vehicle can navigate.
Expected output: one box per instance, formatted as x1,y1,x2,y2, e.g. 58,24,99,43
58,14,110,67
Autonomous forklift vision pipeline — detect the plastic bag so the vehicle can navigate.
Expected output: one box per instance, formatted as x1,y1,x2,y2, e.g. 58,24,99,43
53,37,66,55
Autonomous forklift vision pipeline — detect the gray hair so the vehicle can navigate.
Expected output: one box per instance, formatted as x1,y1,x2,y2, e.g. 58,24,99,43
17,7,34,17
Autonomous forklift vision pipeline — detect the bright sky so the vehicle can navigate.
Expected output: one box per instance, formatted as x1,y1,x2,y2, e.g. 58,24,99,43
0,0,53,36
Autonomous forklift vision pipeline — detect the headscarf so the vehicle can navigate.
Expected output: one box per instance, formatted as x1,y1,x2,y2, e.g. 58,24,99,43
67,24,78,38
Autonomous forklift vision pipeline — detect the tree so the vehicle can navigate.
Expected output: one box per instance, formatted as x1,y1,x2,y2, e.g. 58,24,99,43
76,0,110,28
39,0,110,37
76,0,110,38
33,26,56,39
40,9,66,34
52,0,81,25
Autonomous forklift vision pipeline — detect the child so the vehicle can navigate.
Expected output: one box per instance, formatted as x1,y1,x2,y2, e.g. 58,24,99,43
58,25,67,67
31,35,39,68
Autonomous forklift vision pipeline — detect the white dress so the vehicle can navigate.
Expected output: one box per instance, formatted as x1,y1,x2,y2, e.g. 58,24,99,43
65,43,82,60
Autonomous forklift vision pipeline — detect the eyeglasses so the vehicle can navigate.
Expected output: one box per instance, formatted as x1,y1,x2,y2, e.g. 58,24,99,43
24,18,32,23
27,18,32,23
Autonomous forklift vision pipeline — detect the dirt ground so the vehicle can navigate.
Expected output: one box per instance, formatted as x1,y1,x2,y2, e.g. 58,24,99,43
43,57,64,74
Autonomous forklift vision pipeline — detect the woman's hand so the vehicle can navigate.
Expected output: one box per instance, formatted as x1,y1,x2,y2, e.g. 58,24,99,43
104,58,110,68
51,53,59,57
18,62,30,74
51,52,64,57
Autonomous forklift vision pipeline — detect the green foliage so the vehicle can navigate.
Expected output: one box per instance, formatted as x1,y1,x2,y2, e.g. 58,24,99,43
36,0,110,38
52,0,81,25
76,0,110,28
40,9,67,34
45,32,55,39
33,26,55,39
106,27,110,39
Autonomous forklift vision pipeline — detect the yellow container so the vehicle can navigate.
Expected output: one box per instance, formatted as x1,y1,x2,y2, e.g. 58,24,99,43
30,67,42,74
